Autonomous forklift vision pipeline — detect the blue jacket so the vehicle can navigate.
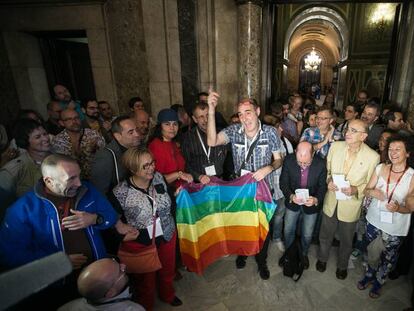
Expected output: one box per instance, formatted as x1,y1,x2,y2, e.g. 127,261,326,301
0,181,118,268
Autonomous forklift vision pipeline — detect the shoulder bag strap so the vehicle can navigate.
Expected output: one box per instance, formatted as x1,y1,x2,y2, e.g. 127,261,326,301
239,135,261,172
105,147,120,184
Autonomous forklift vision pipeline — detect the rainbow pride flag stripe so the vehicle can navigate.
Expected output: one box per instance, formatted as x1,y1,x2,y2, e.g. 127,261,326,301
176,174,276,275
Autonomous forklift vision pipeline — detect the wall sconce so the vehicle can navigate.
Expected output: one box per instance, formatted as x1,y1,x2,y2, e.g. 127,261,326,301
369,3,395,38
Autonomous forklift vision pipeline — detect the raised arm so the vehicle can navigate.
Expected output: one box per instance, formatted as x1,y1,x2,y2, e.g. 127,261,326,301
207,90,227,147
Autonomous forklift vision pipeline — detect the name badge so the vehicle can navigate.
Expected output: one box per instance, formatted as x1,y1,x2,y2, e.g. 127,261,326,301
147,217,164,238
380,211,393,224
205,165,216,176
241,169,251,176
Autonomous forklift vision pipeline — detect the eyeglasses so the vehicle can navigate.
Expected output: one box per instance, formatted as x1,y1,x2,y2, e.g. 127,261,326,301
106,258,126,294
346,127,366,134
61,117,80,122
142,160,156,170
316,116,331,121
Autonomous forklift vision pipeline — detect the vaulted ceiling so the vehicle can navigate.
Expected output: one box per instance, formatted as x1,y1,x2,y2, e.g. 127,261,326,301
289,19,341,64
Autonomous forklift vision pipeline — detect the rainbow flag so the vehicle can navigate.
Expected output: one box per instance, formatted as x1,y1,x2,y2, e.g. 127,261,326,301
176,174,277,275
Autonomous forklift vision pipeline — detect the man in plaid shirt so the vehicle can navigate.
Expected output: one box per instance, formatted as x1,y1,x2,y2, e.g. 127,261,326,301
300,106,341,159
206,91,283,280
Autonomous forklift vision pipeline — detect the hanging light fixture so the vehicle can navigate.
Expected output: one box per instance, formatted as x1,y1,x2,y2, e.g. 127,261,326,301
304,47,321,71
370,3,395,38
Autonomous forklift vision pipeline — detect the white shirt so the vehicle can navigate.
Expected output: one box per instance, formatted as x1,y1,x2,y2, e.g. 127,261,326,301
366,164,414,236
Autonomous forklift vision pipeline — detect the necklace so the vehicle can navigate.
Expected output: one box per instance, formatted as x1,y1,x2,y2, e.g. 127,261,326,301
391,164,407,174
130,176,149,191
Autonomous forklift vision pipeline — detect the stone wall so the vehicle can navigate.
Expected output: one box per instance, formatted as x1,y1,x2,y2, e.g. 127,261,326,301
196,0,238,118
0,33,19,129
140,0,183,116
0,3,117,118
105,0,150,114
344,3,396,104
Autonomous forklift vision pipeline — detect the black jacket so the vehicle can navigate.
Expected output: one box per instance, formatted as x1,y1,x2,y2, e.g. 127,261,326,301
280,153,327,214
90,139,128,196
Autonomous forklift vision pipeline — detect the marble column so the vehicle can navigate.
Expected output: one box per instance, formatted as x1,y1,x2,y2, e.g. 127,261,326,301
408,80,414,126
390,1,414,118
236,0,263,103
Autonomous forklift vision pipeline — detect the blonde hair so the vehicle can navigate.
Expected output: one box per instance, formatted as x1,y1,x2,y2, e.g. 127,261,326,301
122,147,152,175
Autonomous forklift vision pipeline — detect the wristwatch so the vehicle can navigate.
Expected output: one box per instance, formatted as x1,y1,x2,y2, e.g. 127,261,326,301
96,214,104,225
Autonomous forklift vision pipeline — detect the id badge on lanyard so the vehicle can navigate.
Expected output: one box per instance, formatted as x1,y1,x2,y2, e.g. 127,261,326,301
197,128,216,176
145,188,164,237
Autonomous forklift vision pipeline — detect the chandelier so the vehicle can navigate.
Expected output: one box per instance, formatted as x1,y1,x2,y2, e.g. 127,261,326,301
304,47,321,71
370,3,395,39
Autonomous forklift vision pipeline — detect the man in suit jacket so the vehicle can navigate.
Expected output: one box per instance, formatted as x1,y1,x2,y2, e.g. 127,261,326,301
361,101,384,150
316,119,380,280
280,142,327,269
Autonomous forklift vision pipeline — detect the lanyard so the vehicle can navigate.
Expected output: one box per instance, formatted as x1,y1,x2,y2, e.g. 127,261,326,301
130,178,157,216
244,128,261,162
386,166,408,204
145,187,157,216
196,128,211,162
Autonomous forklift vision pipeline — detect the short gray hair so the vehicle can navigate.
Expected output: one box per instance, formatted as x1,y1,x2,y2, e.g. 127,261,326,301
41,154,78,178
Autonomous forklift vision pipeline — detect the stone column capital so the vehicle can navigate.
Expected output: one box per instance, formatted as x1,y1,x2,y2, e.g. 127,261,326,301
234,0,264,7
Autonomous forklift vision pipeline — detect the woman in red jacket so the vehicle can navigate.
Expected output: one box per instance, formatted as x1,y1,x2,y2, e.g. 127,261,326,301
148,108,193,190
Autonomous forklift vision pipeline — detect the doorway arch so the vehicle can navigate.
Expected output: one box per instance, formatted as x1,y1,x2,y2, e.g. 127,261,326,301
282,6,349,106
283,6,349,62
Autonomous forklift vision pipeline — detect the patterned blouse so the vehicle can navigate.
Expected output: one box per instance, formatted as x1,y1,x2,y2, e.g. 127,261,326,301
51,128,105,180
111,172,175,242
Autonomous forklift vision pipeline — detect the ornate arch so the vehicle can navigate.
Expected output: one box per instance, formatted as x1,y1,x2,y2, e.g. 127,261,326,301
283,7,349,62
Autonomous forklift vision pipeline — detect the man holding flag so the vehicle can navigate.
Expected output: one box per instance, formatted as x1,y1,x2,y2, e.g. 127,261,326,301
206,90,283,280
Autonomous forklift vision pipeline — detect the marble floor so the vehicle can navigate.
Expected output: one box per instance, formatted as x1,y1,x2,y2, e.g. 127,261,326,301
154,243,412,311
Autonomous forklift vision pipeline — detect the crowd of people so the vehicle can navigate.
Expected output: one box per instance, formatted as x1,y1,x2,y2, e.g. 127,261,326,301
0,84,413,310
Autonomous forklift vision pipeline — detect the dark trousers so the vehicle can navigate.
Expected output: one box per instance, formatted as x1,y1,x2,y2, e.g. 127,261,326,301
237,230,271,267
318,209,357,270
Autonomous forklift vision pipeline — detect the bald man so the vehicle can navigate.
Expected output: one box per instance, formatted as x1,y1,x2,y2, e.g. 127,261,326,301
134,109,150,145
280,142,327,269
53,84,85,120
58,258,145,310
316,119,379,280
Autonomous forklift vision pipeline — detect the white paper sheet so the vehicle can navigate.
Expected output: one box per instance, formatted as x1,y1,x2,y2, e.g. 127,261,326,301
147,218,164,238
332,174,351,200
295,189,309,205
380,211,393,224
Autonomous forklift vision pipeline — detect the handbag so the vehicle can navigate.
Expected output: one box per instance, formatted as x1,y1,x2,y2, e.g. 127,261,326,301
118,213,162,274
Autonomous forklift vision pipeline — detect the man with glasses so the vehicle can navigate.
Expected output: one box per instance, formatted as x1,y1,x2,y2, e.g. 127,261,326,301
300,106,341,159
58,258,145,310
181,101,228,184
280,141,327,269
52,109,105,180
316,119,379,280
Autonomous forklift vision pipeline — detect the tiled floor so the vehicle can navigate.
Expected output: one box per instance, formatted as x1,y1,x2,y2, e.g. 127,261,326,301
154,243,412,310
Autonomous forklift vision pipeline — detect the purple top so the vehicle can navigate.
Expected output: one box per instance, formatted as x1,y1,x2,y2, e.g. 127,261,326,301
300,166,309,188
